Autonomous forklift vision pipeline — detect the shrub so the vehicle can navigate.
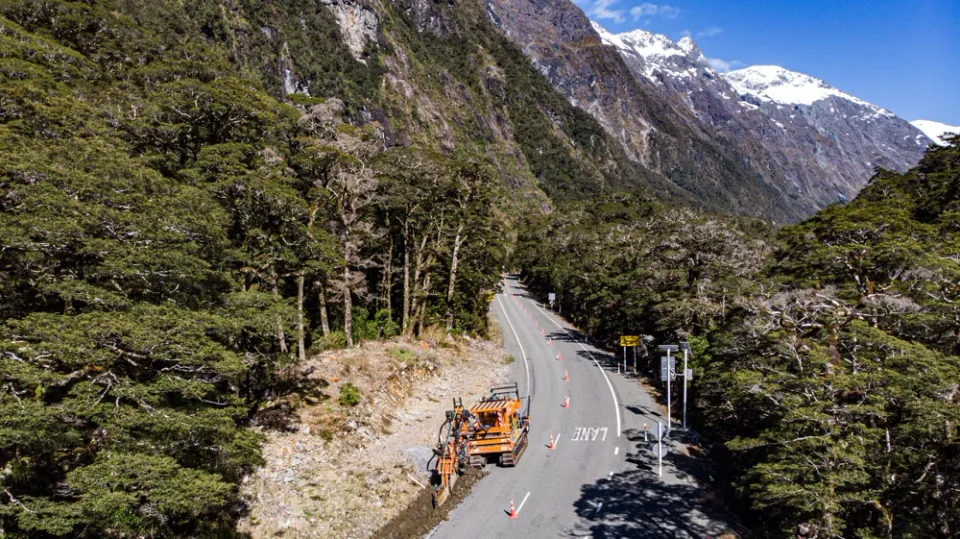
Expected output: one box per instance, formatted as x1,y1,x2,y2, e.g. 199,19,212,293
339,382,361,406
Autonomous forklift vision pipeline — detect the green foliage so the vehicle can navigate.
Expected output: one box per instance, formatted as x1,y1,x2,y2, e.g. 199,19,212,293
338,382,361,407
519,140,960,538
0,0,507,535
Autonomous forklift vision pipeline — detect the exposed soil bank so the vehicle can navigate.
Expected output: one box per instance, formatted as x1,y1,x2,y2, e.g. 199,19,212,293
371,467,485,539
238,334,508,538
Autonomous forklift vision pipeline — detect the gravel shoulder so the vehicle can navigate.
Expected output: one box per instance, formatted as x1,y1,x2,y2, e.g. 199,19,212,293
238,331,509,538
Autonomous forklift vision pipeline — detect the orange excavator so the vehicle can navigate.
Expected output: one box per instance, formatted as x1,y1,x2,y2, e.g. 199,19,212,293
429,383,530,507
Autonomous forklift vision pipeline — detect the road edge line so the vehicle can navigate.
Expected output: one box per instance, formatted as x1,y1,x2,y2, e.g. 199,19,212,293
528,293,622,438
496,293,531,401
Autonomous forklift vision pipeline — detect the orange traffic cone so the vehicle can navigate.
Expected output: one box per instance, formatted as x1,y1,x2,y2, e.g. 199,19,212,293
535,320,539,327
549,434,556,450
508,497,518,519
540,328,545,336
563,395,570,408
557,352,562,361
563,370,569,381
548,338,552,346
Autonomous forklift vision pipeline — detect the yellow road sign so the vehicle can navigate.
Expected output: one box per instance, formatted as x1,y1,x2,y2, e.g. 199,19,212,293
620,335,640,347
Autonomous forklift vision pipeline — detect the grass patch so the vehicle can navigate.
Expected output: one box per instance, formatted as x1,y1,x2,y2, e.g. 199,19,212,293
503,355,515,365
389,347,417,363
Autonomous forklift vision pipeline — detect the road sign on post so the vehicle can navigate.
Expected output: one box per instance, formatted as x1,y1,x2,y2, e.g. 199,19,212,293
659,356,676,381
548,292,556,305
619,335,640,347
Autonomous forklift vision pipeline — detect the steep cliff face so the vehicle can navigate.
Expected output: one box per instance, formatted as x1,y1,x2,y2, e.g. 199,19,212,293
484,0,810,222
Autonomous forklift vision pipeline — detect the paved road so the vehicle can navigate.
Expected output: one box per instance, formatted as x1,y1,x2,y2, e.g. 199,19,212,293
427,276,732,539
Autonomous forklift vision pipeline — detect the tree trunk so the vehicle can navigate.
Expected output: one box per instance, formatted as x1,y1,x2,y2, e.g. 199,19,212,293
316,280,330,337
417,272,432,336
406,234,431,337
402,221,410,334
343,246,353,348
270,264,288,353
445,226,465,332
383,223,393,315
297,271,306,362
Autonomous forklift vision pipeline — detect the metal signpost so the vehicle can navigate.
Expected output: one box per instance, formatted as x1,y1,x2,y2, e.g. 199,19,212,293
620,335,640,374
548,292,556,310
658,344,679,427
680,341,692,430
657,421,663,477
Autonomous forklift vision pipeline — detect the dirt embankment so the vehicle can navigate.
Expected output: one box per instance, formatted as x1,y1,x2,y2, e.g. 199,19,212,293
238,333,509,538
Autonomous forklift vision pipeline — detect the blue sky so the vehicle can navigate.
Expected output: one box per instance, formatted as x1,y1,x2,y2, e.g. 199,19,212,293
572,0,960,125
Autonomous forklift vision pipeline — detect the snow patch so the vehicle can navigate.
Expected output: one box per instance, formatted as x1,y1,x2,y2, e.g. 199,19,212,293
724,65,894,117
911,119,959,145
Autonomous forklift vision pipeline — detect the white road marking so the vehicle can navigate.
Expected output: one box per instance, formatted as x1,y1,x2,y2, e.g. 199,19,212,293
528,295,622,437
516,491,531,515
615,446,619,455
554,432,561,450
497,294,531,400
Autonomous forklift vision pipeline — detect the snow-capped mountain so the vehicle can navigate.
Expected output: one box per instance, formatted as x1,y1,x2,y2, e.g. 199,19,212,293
725,66,891,111
911,120,960,145
590,21,932,208
591,22,707,82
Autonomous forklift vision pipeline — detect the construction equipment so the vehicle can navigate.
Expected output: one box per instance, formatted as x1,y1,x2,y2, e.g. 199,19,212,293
428,382,530,507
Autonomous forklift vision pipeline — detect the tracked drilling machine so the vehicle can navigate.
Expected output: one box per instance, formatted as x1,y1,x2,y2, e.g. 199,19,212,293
429,382,530,507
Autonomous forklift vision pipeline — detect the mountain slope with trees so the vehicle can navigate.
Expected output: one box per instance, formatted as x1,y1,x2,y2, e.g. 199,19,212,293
0,1,514,536
517,137,960,537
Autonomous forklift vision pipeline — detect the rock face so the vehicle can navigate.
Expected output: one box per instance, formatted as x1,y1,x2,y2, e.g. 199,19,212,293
723,65,931,204
319,0,380,60
484,0,810,222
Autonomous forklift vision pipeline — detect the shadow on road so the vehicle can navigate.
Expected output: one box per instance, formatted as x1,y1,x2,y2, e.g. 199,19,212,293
567,439,735,539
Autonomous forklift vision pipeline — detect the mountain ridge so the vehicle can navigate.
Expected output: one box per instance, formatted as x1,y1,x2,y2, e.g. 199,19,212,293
584,19,932,212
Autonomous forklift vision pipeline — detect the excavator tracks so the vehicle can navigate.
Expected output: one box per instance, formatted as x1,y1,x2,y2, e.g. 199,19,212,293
499,430,528,467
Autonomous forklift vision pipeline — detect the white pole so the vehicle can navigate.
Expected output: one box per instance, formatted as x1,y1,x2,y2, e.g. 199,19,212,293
657,421,663,477
623,346,626,374
633,346,637,374
666,350,672,428
682,348,689,430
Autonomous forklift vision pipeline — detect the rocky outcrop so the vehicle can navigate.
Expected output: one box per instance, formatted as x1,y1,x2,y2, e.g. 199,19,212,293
320,0,380,60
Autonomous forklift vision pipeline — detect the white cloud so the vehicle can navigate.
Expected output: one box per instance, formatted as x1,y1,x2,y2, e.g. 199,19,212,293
679,29,692,38
706,57,743,73
697,26,723,38
630,3,681,20
583,0,625,23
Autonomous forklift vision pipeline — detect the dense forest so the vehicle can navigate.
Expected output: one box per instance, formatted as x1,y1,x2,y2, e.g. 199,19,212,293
0,0,510,536
1,0,957,537
517,137,960,537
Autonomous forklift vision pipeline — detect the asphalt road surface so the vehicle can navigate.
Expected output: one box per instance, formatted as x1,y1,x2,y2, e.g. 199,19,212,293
426,276,733,539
